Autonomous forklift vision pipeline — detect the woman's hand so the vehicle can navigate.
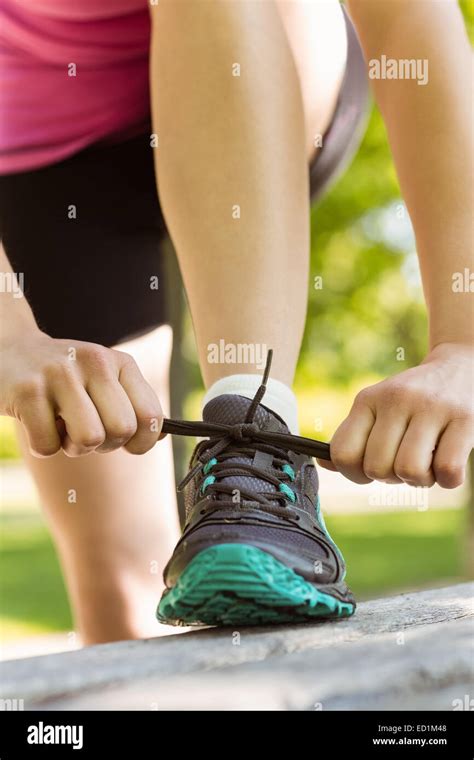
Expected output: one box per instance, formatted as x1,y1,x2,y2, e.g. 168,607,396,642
0,328,164,458
319,343,474,489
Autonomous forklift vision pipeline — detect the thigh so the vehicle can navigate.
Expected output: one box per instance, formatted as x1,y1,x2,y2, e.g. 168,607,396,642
276,0,370,203
275,0,348,159
0,134,169,347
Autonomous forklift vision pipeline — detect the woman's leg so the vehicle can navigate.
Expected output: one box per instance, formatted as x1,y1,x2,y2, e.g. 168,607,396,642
150,0,347,386
150,1,360,628
16,325,180,645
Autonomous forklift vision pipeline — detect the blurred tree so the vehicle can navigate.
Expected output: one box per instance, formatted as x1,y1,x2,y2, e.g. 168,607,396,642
301,0,473,386
303,106,427,387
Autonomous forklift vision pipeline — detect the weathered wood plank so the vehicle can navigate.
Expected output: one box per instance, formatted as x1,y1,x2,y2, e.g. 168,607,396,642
1,583,472,710
42,617,474,711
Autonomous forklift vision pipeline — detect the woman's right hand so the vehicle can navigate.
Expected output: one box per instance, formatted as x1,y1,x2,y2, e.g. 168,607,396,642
0,328,164,457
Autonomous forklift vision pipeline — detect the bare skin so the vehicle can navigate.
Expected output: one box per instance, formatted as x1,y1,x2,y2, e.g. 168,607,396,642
1,0,472,644
14,327,179,645
150,0,347,387
320,0,474,488
2,2,346,643
0,246,179,644
151,0,473,490
0,245,165,458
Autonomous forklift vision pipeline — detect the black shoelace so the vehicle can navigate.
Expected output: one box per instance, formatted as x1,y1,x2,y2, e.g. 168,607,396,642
161,351,331,514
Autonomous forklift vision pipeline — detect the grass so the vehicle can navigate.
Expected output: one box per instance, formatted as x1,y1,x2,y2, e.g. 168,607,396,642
0,507,467,641
0,513,73,639
327,508,466,599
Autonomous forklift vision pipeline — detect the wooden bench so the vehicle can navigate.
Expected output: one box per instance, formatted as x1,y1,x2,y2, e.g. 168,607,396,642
1,582,472,711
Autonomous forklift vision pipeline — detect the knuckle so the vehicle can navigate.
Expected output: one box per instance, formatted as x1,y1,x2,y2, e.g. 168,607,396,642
450,410,474,429
81,345,112,373
32,439,60,457
124,438,152,455
331,445,360,469
117,351,138,370
63,446,89,459
419,477,436,488
79,431,106,449
137,408,162,430
15,377,45,403
44,359,76,383
378,381,409,407
394,463,419,482
364,465,389,481
435,461,464,488
106,421,137,442
354,388,372,407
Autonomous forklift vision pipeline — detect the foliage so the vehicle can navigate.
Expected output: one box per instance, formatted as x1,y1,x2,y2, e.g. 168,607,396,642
0,418,20,460
300,106,427,388
297,0,472,389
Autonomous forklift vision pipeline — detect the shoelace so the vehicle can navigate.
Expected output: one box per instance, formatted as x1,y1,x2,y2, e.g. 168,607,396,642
160,351,331,514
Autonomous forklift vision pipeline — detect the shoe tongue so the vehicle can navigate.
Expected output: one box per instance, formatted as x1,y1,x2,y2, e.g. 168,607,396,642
203,394,289,434
201,394,289,504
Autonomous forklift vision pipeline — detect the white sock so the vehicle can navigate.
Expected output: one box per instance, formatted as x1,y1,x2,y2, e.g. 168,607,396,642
202,374,299,434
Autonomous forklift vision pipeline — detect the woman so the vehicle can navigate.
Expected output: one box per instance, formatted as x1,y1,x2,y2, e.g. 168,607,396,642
0,1,472,638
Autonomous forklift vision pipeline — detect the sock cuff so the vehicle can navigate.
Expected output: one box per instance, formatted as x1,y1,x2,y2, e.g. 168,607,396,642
202,374,299,434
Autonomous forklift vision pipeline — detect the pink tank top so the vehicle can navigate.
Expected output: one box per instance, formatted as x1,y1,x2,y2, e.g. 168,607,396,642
0,0,151,173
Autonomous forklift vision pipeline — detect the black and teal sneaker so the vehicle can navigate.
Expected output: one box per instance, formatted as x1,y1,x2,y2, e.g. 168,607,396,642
158,353,355,626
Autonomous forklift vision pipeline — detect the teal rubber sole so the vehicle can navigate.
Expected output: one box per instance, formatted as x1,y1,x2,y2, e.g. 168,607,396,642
157,543,355,626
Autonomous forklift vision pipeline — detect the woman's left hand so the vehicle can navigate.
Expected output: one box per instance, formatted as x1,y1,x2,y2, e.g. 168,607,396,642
318,342,474,488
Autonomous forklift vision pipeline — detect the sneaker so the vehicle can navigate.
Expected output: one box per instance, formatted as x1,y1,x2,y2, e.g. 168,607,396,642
158,352,355,626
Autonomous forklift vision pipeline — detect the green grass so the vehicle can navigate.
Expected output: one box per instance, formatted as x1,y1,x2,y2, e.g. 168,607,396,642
0,513,72,639
0,508,467,640
327,508,466,599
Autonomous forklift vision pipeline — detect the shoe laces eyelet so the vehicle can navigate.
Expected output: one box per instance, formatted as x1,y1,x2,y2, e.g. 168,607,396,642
200,474,216,495
281,463,296,481
278,482,296,503
203,457,218,475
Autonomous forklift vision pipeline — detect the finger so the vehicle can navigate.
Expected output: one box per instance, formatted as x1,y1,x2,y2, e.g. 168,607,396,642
53,381,106,457
19,395,61,457
433,419,473,489
363,411,408,483
330,398,375,484
118,358,163,454
87,378,138,453
316,458,338,472
393,414,438,487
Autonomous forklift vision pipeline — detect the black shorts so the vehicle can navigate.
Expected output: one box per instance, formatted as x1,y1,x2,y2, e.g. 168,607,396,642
0,8,368,348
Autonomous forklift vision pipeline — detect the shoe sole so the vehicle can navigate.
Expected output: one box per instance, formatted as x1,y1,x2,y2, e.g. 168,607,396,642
157,543,355,626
